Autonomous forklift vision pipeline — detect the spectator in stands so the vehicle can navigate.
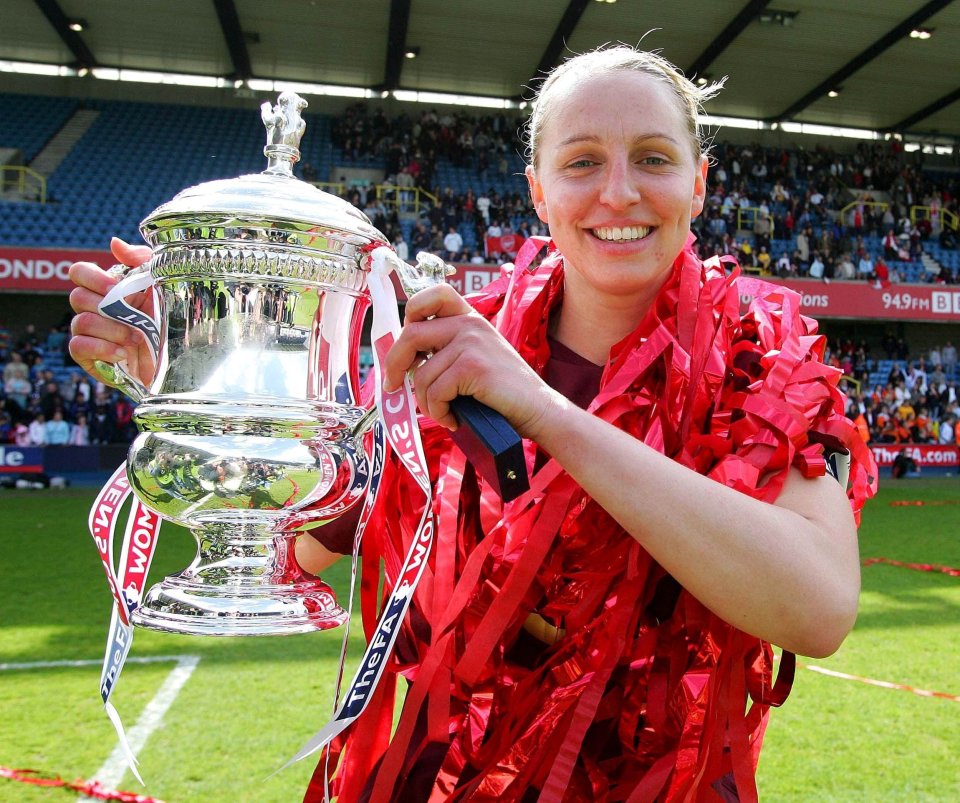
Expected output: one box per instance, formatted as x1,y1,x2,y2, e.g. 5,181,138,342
4,370,31,411
942,341,957,375
69,412,90,446
3,350,29,386
392,231,409,262
883,229,898,260
837,253,856,280
45,409,70,445
89,393,117,444
891,448,920,479
857,251,874,279
13,421,29,446
809,251,825,280
442,225,464,262
757,246,771,274
939,414,956,445
28,412,48,446
428,225,445,255
411,222,431,254
796,226,811,269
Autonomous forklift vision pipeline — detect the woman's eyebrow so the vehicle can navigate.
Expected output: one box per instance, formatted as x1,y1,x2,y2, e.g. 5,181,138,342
556,132,682,148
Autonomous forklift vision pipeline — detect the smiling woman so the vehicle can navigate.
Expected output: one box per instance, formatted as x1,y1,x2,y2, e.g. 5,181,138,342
67,44,877,803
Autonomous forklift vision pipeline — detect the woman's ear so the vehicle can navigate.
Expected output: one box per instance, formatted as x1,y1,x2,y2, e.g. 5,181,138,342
526,165,548,224
690,155,709,220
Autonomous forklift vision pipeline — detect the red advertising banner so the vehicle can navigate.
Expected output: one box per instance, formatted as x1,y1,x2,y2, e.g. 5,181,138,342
869,443,959,468
738,278,960,323
0,247,113,293
484,234,526,258
4,246,960,326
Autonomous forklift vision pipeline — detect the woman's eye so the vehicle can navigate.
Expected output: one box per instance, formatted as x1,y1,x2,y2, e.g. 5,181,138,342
641,156,667,166
568,159,596,168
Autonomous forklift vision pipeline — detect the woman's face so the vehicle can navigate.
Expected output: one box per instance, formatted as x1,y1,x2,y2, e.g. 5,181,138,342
526,70,707,303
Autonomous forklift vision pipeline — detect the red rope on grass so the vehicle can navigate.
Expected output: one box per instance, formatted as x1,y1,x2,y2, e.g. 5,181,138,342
0,767,165,802
798,664,960,703
888,499,960,506
862,557,960,577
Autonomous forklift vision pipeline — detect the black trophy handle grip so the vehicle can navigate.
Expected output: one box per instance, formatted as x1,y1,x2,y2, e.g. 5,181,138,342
448,395,530,502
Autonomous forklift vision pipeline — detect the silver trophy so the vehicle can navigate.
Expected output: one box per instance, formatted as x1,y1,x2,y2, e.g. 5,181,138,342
95,92,392,636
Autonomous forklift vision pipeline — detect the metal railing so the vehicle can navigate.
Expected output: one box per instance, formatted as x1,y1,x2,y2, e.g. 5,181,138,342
309,181,438,216
911,204,959,232
838,199,888,226
1,165,46,203
736,206,762,231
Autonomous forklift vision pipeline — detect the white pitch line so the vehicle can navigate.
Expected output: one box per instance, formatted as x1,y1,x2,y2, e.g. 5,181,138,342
0,654,200,800
0,655,195,671
82,654,201,798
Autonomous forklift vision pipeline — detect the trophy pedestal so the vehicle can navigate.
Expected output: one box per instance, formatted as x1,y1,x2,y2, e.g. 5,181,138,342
131,525,347,636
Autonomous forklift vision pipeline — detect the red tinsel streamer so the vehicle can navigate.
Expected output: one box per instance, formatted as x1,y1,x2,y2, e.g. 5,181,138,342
862,557,960,577
0,767,164,802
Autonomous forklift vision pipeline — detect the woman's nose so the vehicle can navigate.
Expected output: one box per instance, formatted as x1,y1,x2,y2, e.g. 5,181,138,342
598,158,641,210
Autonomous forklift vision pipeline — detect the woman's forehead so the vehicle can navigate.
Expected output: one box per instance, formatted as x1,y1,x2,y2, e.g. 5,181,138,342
539,70,687,139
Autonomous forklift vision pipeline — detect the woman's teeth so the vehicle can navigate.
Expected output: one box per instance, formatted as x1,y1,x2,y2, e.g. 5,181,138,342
593,225,651,242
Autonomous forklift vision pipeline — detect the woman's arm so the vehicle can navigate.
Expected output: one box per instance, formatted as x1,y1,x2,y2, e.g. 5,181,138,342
384,284,861,659
526,398,859,658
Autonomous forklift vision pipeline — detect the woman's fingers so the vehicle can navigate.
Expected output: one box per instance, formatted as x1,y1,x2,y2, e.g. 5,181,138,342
403,283,473,323
69,311,157,387
410,343,465,429
110,237,152,267
69,261,118,300
382,314,474,392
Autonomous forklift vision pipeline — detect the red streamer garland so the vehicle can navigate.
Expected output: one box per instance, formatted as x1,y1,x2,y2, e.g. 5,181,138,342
307,237,877,803
0,767,164,802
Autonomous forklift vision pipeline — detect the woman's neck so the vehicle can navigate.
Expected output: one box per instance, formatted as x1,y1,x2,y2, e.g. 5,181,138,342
551,286,653,366
550,270,667,365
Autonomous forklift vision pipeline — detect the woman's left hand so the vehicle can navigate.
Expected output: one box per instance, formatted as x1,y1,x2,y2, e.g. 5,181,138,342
382,284,563,438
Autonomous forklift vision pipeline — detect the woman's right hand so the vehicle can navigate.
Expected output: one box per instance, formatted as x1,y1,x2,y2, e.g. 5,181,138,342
68,237,157,388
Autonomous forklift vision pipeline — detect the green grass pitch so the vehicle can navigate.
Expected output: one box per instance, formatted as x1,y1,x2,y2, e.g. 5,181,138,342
1,478,958,801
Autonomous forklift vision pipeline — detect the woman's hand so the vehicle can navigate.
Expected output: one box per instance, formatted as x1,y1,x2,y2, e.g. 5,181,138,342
382,284,565,439
68,237,156,388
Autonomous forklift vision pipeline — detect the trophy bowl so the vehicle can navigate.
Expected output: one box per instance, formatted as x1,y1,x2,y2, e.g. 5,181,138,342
98,92,386,636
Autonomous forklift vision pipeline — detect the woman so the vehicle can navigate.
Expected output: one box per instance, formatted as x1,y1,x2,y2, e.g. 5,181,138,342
69,47,874,802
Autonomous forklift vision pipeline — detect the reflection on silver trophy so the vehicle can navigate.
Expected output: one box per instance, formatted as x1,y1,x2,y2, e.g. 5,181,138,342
95,92,393,636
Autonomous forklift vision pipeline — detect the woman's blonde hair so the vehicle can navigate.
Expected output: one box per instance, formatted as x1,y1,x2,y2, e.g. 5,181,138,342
524,45,725,166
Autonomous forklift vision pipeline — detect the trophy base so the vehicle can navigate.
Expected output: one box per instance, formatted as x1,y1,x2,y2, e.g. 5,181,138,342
130,525,348,636
131,577,348,636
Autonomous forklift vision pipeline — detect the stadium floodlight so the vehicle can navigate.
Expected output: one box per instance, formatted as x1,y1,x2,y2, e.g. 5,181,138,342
392,90,519,109
0,60,74,77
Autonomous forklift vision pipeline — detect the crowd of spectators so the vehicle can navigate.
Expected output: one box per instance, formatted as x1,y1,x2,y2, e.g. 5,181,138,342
836,336,958,447
309,103,547,264
689,140,959,284
317,103,960,284
4,318,956,457
4,106,960,462
0,322,137,448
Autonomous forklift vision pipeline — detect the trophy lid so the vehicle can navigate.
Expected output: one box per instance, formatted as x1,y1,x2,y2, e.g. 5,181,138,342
139,92,387,252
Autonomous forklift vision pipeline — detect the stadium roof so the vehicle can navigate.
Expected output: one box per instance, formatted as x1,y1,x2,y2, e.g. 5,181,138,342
4,0,960,143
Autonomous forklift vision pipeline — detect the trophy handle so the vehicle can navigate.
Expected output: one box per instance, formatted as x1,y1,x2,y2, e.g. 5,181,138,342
93,359,149,402
380,249,530,502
